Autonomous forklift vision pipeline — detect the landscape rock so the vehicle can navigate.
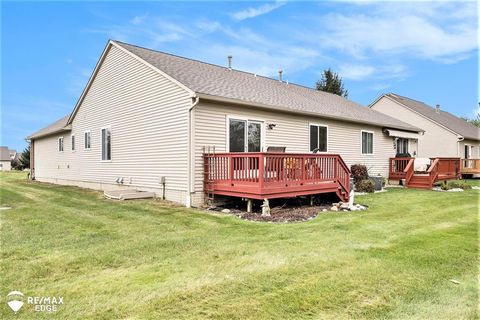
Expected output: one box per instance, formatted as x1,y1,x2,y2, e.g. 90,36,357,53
221,209,231,213
322,208,328,212
447,188,464,192
472,186,480,190
331,206,339,211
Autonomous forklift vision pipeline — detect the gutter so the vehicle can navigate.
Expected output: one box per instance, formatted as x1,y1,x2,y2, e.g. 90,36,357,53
186,95,200,207
196,93,422,134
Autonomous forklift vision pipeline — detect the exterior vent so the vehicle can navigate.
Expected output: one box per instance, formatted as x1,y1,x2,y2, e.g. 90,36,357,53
278,69,283,82
435,104,440,113
227,55,232,70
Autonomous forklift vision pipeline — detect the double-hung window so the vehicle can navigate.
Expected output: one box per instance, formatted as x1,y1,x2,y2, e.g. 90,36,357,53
309,124,328,152
361,131,374,154
101,128,111,161
58,137,64,152
84,131,91,150
71,135,75,151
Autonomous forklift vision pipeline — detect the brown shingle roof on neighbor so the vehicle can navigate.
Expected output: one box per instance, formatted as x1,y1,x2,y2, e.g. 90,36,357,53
385,93,480,141
0,146,11,161
28,115,70,139
114,41,420,132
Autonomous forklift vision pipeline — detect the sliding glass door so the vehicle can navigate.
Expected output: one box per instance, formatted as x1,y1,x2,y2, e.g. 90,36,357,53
229,118,262,152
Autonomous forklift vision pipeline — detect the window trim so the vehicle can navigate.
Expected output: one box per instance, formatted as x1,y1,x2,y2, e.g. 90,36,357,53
58,136,64,152
226,115,265,152
71,134,76,152
100,126,112,162
84,130,91,150
361,130,374,155
309,123,329,153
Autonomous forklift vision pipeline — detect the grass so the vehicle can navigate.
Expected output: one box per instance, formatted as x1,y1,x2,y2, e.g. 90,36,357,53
0,171,478,319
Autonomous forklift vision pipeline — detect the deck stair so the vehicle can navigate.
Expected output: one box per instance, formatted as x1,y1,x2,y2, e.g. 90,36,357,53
389,157,461,189
408,174,432,189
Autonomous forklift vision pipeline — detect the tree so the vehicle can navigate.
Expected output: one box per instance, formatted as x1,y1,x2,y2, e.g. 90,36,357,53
19,145,30,170
461,104,480,128
315,68,348,98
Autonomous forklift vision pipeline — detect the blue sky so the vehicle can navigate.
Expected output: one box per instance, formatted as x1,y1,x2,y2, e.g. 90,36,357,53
2,1,478,151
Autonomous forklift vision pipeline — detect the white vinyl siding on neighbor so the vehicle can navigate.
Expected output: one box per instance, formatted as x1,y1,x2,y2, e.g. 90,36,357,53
361,131,374,154
309,124,328,152
33,44,192,204
371,96,460,157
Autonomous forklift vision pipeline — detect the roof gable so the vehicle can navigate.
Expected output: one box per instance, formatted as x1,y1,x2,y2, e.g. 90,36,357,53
384,93,480,141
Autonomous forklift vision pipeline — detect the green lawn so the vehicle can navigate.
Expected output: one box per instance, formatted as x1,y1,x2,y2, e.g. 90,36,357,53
1,172,478,319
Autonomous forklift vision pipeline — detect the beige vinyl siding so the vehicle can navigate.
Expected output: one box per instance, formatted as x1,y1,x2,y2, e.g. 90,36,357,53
459,139,480,159
371,96,459,158
33,45,192,204
192,101,397,203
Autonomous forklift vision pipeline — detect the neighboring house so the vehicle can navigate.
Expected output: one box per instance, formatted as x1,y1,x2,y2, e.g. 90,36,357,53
28,40,421,207
370,93,480,180
0,147,12,171
9,149,18,161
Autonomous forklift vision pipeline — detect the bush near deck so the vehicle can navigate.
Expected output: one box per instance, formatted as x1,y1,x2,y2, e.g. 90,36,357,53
0,172,478,319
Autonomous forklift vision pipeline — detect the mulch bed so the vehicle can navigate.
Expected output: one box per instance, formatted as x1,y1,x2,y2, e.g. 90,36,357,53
241,205,329,223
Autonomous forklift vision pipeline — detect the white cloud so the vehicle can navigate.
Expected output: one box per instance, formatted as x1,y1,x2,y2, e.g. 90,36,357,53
338,64,376,80
130,13,148,26
317,3,477,62
231,1,286,21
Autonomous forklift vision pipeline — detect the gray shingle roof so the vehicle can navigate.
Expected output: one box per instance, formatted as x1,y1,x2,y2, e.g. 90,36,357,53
0,146,11,161
385,93,480,141
28,115,70,139
115,41,420,132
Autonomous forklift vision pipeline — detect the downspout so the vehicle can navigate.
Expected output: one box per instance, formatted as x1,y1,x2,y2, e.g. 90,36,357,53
457,136,464,158
186,95,200,207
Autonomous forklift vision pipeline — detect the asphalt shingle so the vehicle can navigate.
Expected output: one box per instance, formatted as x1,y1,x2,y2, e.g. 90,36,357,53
386,93,480,141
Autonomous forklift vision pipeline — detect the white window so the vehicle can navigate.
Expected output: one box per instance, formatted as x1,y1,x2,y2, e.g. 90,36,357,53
71,135,75,151
84,131,91,150
310,124,328,152
361,131,374,155
228,118,263,152
58,137,64,152
101,128,111,161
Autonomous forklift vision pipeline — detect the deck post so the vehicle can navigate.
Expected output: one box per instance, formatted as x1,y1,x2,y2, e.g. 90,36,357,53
247,199,253,213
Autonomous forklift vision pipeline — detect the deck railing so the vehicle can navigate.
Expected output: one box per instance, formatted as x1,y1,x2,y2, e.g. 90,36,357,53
431,157,461,179
204,152,350,200
389,157,460,186
389,157,413,179
461,159,480,174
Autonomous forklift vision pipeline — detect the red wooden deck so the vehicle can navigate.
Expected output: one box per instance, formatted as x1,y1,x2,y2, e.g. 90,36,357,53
389,157,461,189
204,152,350,202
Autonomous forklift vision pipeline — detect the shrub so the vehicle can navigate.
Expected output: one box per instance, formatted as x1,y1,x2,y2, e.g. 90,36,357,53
351,164,368,186
356,179,374,193
447,180,472,190
439,180,472,190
